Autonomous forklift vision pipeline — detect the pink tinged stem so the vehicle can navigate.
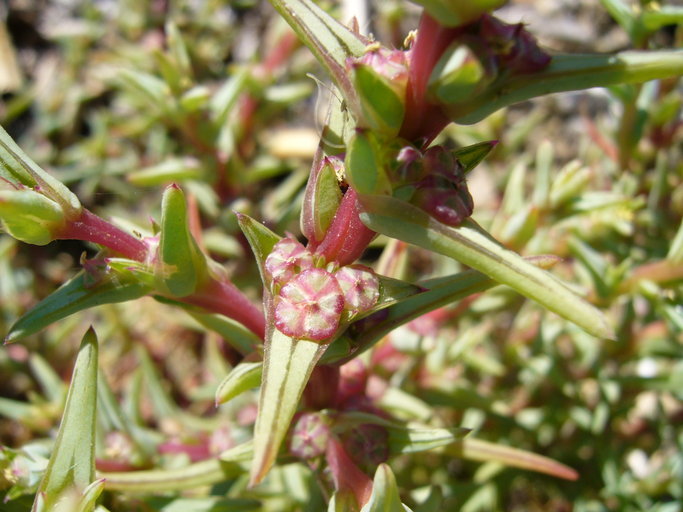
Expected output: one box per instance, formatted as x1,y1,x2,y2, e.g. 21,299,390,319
313,188,376,266
400,13,462,144
58,208,148,261
183,278,265,339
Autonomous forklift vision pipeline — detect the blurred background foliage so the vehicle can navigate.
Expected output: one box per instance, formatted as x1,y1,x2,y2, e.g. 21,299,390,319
0,0,682,510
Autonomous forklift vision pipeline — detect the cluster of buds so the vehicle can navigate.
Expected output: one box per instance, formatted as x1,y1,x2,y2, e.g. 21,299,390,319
264,237,380,341
462,14,551,76
393,144,474,226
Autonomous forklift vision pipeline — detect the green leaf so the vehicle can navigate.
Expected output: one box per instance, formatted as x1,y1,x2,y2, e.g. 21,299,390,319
328,256,560,365
157,184,208,297
301,149,343,243
0,189,66,245
236,212,281,284
429,45,488,103
33,328,99,512
360,464,413,512
452,140,497,174
598,0,638,38
6,270,151,343
101,443,253,492
345,131,392,196
446,51,683,125
409,0,506,27
250,330,328,485
187,311,262,356
446,437,578,481
128,158,203,186
267,0,366,114
0,124,81,214
142,497,261,512
640,5,683,33
338,412,468,455
358,194,614,339
353,64,405,136
215,361,263,406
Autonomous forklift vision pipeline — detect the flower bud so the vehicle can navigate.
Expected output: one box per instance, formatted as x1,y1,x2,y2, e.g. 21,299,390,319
290,412,331,460
274,268,344,341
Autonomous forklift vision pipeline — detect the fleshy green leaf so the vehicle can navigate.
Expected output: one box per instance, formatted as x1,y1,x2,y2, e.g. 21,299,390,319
409,0,506,27
0,189,66,245
157,184,208,297
128,158,203,186
446,437,578,481
345,131,392,196
250,329,328,485
327,256,560,365
187,311,262,356
353,64,405,136
338,412,468,455
452,140,497,174
6,269,151,343
215,362,263,406
360,464,413,512
101,442,253,492
446,51,683,124
358,194,614,339
33,328,99,512
301,150,343,243
0,124,80,213
267,0,366,113
236,212,281,285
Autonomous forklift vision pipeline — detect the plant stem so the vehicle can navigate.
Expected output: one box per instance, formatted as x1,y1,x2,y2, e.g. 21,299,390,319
182,278,265,339
59,208,148,261
312,188,376,266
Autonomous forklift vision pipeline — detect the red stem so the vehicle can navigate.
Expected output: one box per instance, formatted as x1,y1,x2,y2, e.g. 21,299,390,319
400,13,462,145
60,208,266,339
59,209,148,261
312,188,376,266
182,278,265,339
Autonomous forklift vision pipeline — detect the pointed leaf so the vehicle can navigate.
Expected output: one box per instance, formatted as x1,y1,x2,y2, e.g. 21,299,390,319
6,270,151,343
250,330,328,485
353,64,405,136
452,140,497,174
215,362,263,406
447,51,683,124
339,411,468,455
360,464,413,512
446,438,578,481
236,212,281,285
328,256,560,365
358,194,614,339
0,189,66,245
267,0,365,113
157,184,208,297
102,443,253,492
187,311,262,355
0,124,80,213
345,131,392,196
410,0,506,27
33,328,98,511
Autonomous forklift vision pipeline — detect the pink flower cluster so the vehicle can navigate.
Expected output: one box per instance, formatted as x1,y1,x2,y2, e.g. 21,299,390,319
265,237,380,341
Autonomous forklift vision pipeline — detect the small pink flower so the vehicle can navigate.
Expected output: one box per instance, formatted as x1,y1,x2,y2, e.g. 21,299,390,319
275,268,344,341
335,265,380,315
265,237,314,287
